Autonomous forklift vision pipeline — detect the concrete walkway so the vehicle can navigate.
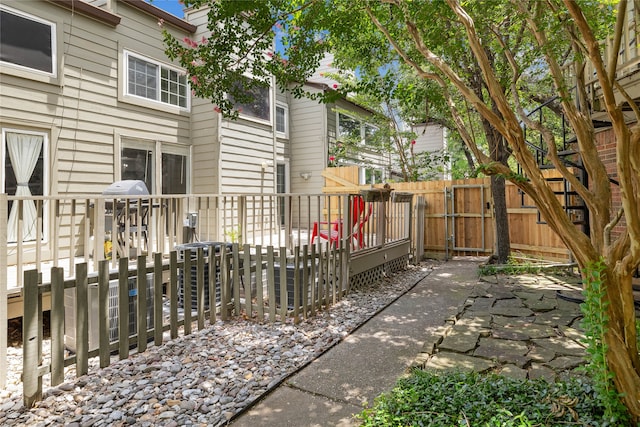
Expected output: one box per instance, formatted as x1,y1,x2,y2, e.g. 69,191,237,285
229,258,481,427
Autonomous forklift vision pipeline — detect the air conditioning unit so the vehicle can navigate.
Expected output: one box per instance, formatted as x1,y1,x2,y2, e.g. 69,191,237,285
176,242,232,310
64,273,154,352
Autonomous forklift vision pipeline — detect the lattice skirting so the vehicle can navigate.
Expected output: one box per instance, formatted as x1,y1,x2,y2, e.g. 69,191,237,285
349,254,409,290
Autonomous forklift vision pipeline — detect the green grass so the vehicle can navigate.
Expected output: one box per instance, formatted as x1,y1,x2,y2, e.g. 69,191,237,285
358,370,629,426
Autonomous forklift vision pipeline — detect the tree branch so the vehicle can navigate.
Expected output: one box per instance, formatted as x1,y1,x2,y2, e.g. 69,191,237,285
367,2,508,136
608,0,627,87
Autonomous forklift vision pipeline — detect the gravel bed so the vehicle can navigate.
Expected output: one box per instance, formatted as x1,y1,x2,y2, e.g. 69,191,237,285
0,263,434,426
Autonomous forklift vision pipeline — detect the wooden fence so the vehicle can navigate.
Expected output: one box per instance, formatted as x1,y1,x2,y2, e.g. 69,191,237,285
393,174,575,261
323,167,575,262
24,244,351,406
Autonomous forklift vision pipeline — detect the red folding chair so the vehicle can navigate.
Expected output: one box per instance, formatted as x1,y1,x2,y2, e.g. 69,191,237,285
311,196,372,249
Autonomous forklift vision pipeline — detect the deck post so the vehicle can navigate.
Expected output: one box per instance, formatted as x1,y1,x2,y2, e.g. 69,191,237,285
415,196,426,262
341,195,351,294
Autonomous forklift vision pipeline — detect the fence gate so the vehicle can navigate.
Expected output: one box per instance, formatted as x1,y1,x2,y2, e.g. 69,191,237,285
443,184,491,260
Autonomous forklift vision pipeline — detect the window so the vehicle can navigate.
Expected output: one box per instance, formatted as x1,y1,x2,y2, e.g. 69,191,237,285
276,102,288,138
121,146,153,193
125,51,188,109
338,112,379,146
338,113,360,142
2,129,47,242
364,124,379,146
162,152,187,194
361,167,383,185
0,6,55,75
229,76,271,122
121,140,189,195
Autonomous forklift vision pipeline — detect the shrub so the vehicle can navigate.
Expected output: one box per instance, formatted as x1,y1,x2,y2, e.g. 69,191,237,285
358,370,628,426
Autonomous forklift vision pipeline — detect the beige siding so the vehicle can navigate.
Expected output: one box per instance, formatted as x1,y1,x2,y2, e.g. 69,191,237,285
191,100,219,195
288,88,328,226
219,121,275,193
289,88,326,195
411,123,448,179
413,123,445,153
188,6,221,197
1,1,193,264
307,53,341,87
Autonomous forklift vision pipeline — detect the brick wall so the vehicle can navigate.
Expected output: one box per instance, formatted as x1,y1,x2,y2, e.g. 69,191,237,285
593,127,625,240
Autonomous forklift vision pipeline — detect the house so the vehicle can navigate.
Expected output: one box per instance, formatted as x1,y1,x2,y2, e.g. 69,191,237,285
1,0,300,264
289,82,392,192
0,0,201,261
290,54,392,196
410,122,449,180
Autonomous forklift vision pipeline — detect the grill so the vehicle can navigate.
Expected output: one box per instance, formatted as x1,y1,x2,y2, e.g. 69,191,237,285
102,180,149,197
102,180,150,257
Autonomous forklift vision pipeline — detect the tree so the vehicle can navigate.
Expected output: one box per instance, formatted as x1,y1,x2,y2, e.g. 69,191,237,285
164,0,640,418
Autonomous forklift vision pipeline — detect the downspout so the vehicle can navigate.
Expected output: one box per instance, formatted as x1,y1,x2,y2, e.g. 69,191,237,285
272,74,277,195
216,107,223,241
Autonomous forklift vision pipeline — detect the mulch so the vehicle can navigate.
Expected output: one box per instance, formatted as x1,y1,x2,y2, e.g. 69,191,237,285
7,312,51,347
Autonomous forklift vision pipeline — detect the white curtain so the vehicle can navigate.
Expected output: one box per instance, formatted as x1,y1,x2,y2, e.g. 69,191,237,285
6,132,43,242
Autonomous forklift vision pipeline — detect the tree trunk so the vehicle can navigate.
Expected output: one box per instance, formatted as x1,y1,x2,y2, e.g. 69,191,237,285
482,111,511,264
604,268,640,420
491,175,510,264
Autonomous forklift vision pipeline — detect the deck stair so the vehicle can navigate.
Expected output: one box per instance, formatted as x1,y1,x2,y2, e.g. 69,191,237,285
518,99,590,234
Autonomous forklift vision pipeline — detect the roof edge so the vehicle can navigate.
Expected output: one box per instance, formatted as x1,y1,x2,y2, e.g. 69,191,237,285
120,0,196,33
47,0,121,26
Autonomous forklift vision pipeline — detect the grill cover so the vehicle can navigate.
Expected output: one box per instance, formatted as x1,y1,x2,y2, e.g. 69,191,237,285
102,180,149,196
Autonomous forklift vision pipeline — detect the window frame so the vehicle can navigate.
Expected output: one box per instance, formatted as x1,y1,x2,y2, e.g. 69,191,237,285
228,75,273,125
360,167,384,185
2,127,49,244
337,111,379,146
275,101,289,139
123,50,190,111
0,5,56,77
120,138,190,195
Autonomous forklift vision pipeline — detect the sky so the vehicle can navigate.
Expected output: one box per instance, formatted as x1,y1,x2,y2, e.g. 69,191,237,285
147,0,289,55
147,0,185,18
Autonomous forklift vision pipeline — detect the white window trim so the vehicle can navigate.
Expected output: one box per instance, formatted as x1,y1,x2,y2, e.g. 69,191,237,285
123,50,190,111
275,101,289,139
0,4,57,78
1,127,49,244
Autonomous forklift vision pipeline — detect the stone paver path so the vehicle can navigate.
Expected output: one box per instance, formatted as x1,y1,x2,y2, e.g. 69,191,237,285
415,272,587,382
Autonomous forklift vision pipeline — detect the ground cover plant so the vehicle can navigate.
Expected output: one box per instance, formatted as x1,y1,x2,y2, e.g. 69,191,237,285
357,370,630,427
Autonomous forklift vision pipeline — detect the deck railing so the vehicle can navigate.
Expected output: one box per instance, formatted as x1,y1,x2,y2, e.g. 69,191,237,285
582,1,640,103
3,192,413,291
